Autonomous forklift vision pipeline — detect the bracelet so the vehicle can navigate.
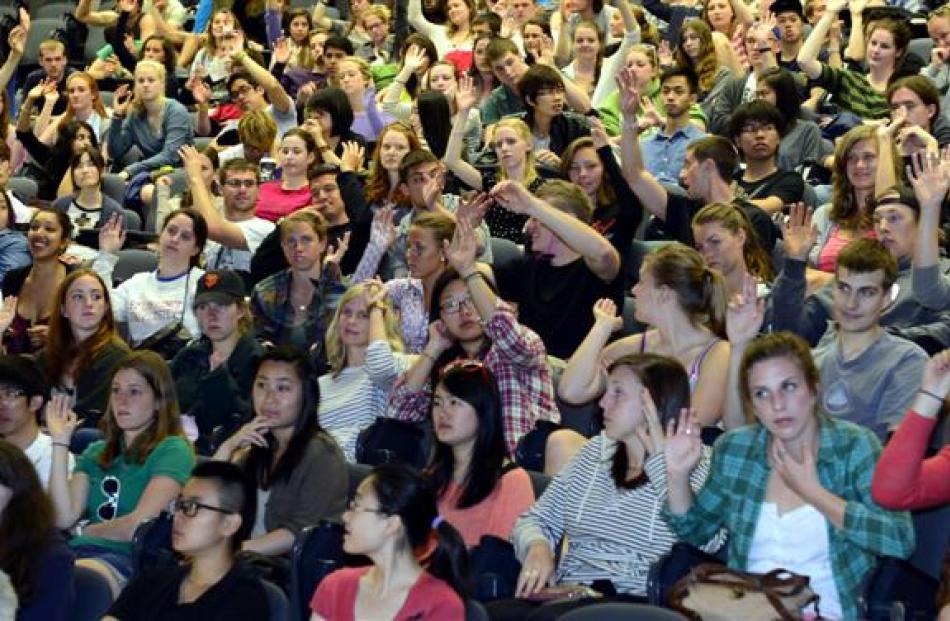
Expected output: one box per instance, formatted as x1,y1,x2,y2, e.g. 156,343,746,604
918,389,945,404
52,441,70,449
463,271,482,283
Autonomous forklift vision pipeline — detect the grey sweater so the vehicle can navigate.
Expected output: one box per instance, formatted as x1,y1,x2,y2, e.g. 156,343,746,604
107,99,194,177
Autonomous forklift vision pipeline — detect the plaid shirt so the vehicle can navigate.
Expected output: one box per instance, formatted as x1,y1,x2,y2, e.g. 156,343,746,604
663,417,914,620
812,64,890,120
250,268,346,362
388,301,560,453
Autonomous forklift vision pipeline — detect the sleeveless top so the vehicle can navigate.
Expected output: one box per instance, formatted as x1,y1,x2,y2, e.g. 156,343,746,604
640,331,720,391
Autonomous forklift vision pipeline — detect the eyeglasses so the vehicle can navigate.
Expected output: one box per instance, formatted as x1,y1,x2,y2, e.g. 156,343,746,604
97,475,120,521
230,84,253,98
170,497,234,517
0,387,26,402
740,123,777,135
439,295,475,315
224,179,258,188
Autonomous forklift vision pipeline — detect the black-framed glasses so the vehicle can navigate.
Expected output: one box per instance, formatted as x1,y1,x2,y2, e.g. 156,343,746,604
170,497,234,517
223,179,258,188
97,475,120,521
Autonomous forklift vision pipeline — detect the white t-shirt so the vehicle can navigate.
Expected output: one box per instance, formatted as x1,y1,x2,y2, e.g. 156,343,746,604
93,251,204,345
203,217,275,272
24,432,74,491
6,190,32,224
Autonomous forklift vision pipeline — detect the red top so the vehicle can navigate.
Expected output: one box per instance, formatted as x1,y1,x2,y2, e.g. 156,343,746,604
438,467,535,548
254,181,312,222
310,566,464,621
871,410,950,510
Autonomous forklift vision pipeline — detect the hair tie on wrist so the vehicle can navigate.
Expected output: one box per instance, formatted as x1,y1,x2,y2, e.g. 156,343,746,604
431,515,444,529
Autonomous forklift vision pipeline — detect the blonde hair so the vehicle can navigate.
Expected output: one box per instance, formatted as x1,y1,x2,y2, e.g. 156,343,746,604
38,40,66,57
493,117,538,185
131,60,167,115
325,282,404,375
339,56,373,85
237,109,278,152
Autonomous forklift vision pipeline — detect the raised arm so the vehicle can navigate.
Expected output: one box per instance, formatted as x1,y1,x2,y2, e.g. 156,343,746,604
231,49,294,114
46,395,90,529
536,36,592,113
444,75,484,190
908,149,950,310
591,0,640,109
407,0,441,41
491,180,620,281
557,299,622,404
76,0,119,27
875,113,901,200
616,67,669,220
722,276,765,430
796,0,845,80
843,0,868,64
181,146,251,249
0,19,27,92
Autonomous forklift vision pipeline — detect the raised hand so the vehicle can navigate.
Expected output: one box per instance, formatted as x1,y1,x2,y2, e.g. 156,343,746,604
535,149,561,168
536,34,555,66
98,213,127,254
421,168,444,208
907,149,950,211
323,231,351,274
443,216,478,275
339,141,365,173
781,202,816,261
616,67,641,118
657,40,674,67
456,191,492,228
591,298,623,334
369,205,398,249
113,83,133,116
0,296,17,336
634,387,666,456
639,95,664,129
8,25,26,57
726,274,765,347
846,0,867,15
426,319,455,355
364,277,389,310
178,144,204,181
897,125,939,157
455,74,478,111
27,77,54,102
402,44,428,74
46,394,82,445
273,36,291,65
589,116,609,149
664,408,702,479
877,105,907,143
920,349,950,401
489,180,535,214
17,6,29,33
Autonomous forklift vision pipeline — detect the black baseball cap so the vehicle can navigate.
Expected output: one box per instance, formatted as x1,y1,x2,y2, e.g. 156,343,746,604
770,0,804,18
194,270,246,307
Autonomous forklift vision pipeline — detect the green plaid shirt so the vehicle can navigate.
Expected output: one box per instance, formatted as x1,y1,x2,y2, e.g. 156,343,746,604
812,64,890,120
664,417,914,619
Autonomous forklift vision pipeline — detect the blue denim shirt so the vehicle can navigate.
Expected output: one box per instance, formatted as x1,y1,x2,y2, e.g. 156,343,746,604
640,123,706,186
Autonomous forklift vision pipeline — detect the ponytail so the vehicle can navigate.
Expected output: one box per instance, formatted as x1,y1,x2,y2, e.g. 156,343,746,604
702,267,728,339
419,517,471,598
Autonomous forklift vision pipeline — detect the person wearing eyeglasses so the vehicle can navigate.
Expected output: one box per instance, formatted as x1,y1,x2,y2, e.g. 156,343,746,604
213,347,347,556
389,217,564,472
182,151,275,275
0,355,74,490
46,351,196,599
103,461,269,621
311,464,467,620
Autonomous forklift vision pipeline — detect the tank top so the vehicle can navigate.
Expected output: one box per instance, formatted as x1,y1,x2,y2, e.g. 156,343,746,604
640,331,720,391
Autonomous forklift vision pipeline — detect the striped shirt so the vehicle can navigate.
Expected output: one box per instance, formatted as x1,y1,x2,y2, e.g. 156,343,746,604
513,435,716,595
318,340,412,461
811,64,889,120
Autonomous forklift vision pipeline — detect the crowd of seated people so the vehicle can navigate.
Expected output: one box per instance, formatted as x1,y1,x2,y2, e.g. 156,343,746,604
0,0,946,618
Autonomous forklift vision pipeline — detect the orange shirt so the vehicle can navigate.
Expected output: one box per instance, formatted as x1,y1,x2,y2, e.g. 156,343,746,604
437,467,536,548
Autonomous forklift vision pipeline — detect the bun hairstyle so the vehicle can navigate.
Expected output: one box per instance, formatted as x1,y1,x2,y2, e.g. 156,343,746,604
643,243,728,338
369,464,470,597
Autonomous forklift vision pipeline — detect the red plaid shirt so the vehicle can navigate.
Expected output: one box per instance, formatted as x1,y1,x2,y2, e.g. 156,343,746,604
388,301,560,453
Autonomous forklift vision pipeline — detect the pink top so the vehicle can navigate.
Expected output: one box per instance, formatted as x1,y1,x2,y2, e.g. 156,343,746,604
310,566,464,620
872,410,950,510
438,467,535,548
254,181,312,222
816,226,876,273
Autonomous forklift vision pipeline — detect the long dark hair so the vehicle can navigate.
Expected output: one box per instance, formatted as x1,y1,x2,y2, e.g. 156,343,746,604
370,464,469,597
0,440,56,607
417,90,452,158
244,347,323,490
427,269,492,373
606,354,690,488
426,363,507,509
161,208,209,269
53,120,98,157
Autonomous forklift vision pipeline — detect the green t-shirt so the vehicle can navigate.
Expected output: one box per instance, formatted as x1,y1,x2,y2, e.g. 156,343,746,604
71,435,194,555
